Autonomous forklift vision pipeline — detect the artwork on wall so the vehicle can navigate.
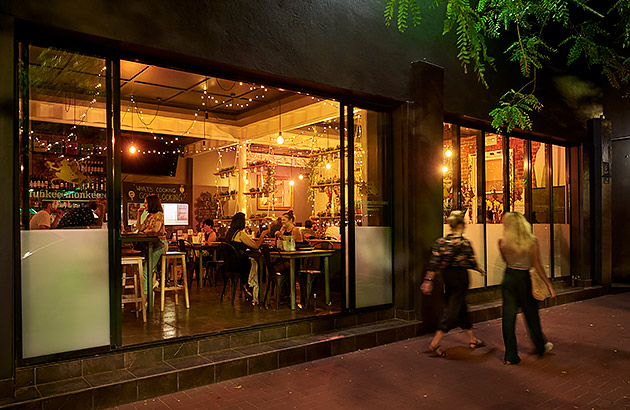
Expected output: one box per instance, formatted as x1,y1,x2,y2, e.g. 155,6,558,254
258,177,293,211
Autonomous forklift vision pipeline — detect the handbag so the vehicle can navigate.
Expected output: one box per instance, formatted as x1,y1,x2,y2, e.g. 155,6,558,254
530,268,550,301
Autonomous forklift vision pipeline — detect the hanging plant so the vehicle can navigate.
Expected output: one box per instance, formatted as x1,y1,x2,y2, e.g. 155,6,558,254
261,165,276,195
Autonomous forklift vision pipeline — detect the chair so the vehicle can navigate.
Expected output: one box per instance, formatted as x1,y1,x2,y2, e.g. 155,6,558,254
156,247,190,312
177,240,200,289
121,256,147,322
260,245,289,310
219,242,243,305
298,241,333,309
202,245,223,287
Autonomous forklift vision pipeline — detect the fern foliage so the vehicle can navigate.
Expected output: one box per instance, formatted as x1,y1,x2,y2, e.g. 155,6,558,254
384,0,630,132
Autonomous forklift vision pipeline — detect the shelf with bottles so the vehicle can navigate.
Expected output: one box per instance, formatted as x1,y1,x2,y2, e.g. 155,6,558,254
29,175,107,193
216,190,238,200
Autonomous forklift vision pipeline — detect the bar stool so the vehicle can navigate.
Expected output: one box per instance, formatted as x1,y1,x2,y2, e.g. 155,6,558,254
156,251,190,312
121,256,147,322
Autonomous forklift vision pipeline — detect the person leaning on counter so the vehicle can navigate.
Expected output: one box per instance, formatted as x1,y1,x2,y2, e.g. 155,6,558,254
135,194,168,291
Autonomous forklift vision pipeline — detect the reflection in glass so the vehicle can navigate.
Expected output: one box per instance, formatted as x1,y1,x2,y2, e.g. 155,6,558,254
553,145,570,277
459,127,484,288
443,123,455,222
485,133,504,285
509,138,527,215
354,109,392,308
531,142,551,276
20,46,110,358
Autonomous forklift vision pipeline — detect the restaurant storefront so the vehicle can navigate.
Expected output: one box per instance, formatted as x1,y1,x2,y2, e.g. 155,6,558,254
0,2,610,405
17,43,394,358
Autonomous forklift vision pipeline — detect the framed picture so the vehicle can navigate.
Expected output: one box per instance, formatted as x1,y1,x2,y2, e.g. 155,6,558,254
258,177,293,211
127,202,141,225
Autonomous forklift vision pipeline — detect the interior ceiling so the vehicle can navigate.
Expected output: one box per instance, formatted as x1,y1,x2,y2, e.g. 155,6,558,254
28,47,344,153
120,60,299,122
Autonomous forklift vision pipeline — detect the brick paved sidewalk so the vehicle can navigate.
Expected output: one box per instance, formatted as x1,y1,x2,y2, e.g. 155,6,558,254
109,294,630,410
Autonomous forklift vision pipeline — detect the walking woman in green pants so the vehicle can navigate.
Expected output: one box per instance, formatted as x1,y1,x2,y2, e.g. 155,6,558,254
499,212,556,365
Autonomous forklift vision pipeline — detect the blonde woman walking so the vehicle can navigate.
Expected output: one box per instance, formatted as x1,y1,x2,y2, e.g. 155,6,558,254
499,212,556,365
421,211,486,357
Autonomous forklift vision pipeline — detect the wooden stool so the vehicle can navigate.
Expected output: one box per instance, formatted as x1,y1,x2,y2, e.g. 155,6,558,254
121,256,147,322
156,251,190,312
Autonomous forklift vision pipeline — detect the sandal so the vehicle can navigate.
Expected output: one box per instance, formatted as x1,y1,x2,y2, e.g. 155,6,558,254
469,339,485,349
429,343,447,358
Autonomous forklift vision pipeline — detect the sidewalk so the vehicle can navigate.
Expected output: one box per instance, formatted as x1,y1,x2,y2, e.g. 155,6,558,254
109,294,630,410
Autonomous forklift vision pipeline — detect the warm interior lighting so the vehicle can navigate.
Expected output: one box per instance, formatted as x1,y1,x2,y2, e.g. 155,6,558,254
276,134,284,144
442,165,448,173
129,145,137,154
298,174,304,180
325,162,331,169
445,149,452,157
289,179,295,186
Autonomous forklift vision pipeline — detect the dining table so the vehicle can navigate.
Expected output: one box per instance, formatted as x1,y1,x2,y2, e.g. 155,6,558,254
120,232,163,312
275,249,337,310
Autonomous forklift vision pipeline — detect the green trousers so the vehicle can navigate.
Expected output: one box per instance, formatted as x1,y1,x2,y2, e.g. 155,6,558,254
502,268,546,364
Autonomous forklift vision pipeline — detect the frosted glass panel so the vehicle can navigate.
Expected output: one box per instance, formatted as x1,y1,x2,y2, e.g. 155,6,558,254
554,224,571,277
486,224,505,286
533,224,552,278
466,224,485,289
355,227,392,308
21,229,110,358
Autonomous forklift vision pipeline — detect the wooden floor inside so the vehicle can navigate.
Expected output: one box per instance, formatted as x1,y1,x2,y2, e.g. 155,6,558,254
121,276,342,346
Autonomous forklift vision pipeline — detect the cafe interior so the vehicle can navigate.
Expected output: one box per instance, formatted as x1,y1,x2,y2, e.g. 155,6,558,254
21,46,391,351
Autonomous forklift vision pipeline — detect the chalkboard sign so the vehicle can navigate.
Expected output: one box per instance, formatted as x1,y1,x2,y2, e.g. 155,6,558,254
194,191,219,228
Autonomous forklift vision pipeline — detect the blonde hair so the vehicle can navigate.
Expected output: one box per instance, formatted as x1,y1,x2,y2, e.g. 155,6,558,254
502,212,535,253
446,211,465,229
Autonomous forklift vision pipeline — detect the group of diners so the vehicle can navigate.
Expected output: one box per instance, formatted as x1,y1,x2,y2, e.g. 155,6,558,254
128,194,334,309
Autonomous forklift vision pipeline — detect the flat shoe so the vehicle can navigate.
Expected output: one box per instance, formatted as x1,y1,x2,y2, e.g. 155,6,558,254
429,343,447,358
469,339,485,349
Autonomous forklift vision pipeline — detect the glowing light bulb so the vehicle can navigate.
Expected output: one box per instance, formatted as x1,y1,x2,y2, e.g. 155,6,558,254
442,165,448,173
445,149,452,157
289,179,295,186
277,134,284,144
325,163,331,169
245,179,249,185
129,145,137,154
298,174,304,180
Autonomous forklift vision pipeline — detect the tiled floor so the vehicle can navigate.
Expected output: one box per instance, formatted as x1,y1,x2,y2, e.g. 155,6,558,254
122,276,342,345
113,293,630,409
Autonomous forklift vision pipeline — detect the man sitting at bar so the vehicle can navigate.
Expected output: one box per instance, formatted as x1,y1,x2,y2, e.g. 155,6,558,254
29,200,63,230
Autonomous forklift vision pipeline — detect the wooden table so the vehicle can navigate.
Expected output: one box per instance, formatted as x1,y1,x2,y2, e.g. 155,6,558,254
121,233,163,312
276,249,336,310
187,242,222,287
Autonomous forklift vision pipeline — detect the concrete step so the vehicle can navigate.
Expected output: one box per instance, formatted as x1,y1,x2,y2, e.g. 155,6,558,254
0,317,420,410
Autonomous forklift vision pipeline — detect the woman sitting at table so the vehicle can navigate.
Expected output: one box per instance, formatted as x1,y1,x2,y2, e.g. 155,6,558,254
201,218,217,244
275,210,304,244
135,194,168,291
225,212,269,300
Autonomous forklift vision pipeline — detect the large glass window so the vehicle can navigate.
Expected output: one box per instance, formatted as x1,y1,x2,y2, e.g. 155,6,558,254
443,124,455,221
460,127,485,288
354,109,392,308
531,142,551,277
485,132,505,286
509,138,527,215
553,145,570,277
20,46,111,358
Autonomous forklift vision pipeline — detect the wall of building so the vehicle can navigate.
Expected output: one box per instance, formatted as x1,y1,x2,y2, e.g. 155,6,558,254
1,0,594,141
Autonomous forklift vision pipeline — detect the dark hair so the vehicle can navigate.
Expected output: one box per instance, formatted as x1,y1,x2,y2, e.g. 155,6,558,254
202,218,214,228
225,212,246,242
304,219,313,229
282,210,295,222
145,195,163,214
41,200,53,209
